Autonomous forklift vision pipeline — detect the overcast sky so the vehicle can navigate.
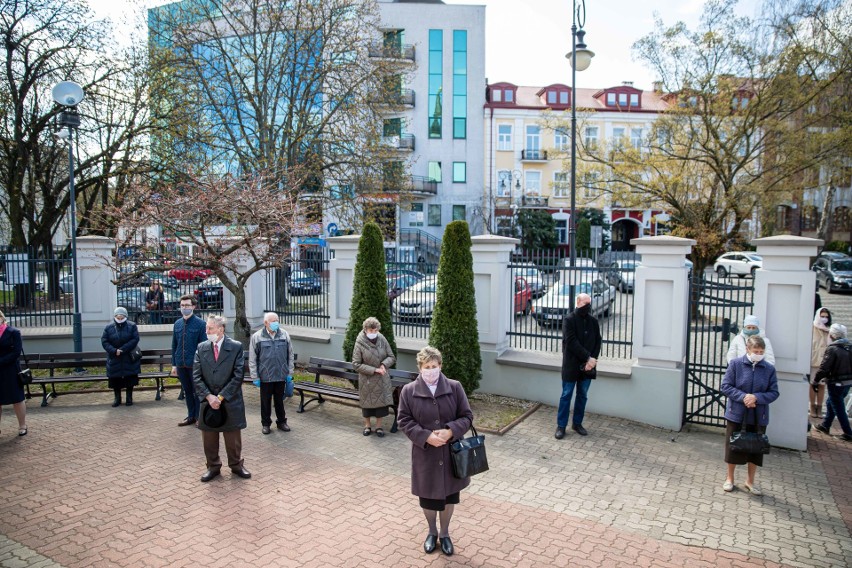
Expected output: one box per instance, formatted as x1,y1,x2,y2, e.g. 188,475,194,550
90,0,762,92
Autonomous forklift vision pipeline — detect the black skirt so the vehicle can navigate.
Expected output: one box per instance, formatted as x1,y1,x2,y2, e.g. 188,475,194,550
361,406,390,418
108,375,140,389
724,420,766,467
419,492,460,512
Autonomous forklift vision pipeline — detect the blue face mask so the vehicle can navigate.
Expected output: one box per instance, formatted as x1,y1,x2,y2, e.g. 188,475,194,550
269,322,280,333
743,327,759,336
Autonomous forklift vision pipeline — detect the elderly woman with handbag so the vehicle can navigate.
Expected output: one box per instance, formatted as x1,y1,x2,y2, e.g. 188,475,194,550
351,317,396,437
720,335,779,495
397,346,473,557
101,307,142,407
0,311,28,436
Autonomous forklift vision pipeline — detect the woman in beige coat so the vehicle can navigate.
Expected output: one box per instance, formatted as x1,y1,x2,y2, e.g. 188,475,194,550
352,317,396,437
810,307,832,417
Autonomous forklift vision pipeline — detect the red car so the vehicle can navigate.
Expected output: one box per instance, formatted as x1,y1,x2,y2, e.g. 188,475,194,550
514,277,532,315
167,267,214,282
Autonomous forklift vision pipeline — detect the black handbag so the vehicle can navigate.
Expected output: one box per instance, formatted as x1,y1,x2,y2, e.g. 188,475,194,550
18,344,33,386
450,425,489,479
729,409,771,455
129,346,143,362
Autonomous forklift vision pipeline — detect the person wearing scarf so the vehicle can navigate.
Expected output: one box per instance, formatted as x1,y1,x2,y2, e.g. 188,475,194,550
810,308,832,417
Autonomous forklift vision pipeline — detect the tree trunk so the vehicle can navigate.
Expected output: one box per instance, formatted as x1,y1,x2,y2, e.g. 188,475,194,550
816,183,835,244
232,289,252,347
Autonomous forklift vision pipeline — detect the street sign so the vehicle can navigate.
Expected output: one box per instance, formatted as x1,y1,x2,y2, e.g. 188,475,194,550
591,225,603,248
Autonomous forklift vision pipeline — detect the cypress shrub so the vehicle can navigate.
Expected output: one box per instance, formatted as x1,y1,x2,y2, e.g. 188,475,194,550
343,222,396,362
429,220,481,394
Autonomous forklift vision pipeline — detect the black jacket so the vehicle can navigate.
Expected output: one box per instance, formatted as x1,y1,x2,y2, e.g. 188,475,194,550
561,310,602,382
101,321,141,378
815,339,852,386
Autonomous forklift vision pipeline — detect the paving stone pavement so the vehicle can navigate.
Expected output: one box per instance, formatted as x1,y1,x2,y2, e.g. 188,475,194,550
0,387,850,568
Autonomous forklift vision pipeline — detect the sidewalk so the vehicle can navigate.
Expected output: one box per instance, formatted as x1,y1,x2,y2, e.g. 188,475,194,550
0,389,850,568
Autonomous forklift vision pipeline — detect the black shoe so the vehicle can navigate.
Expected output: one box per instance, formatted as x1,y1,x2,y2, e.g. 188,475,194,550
423,534,438,554
178,417,197,427
231,467,252,479
200,469,220,482
262,426,271,435
554,427,565,440
111,398,121,407
841,434,852,442
814,423,830,435
572,424,588,436
277,422,290,432
125,390,133,406
439,536,454,556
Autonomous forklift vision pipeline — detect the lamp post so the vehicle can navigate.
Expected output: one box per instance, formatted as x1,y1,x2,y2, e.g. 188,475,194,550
500,169,522,237
52,81,85,353
565,0,594,305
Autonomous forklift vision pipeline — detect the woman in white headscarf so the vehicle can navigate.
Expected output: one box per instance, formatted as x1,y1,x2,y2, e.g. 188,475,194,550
810,307,832,417
727,315,775,366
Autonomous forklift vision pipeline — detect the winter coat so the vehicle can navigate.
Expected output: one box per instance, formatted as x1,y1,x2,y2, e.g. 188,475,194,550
171,315,206,368
145,288,164,311
101,321,141,378
193,336,246,432
815,339,852,386
352,331,396,409
561,310,601,382
811,326,831,369
0,326,24,405
721,355,780,426
397,373,474,500
248,327,293,382
727,331,776,366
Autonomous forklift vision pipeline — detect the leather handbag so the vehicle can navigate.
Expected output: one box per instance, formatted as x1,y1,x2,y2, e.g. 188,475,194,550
729,409,770,455
450,425,489,479
18,345,33,386
129,346,143,362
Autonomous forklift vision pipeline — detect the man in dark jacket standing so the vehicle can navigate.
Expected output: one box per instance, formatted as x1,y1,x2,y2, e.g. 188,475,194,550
171,295,206,427
193,316,251,482
556,293,601,439
814,324,852,442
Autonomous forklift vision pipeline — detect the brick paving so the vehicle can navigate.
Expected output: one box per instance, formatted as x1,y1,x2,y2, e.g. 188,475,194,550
0,388,850,568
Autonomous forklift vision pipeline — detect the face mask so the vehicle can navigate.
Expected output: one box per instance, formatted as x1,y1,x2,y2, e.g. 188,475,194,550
575,304,591,317
268,322,280,333
181,308,194,317
421,367,441,384
207,333,219,343
747,352,764,363
742,328,759,336
820,317,829,325
366,332,378,340
114,317,126,324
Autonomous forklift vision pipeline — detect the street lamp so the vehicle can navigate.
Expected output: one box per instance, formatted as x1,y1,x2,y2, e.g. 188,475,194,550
565,0,593,304
499,170,522,236
52,80,84,353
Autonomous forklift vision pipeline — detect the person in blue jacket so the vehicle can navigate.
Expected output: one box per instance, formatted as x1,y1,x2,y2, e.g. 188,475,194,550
101,307,141,407
171,295,207,426
720,335,779,495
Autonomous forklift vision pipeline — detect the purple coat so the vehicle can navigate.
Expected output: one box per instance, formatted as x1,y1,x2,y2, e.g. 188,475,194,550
721,355,779,426
397,374,474,500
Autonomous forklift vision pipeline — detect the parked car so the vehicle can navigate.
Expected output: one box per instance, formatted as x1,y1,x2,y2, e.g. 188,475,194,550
514,277,533,315
713,252,763,278
387,273,421,305
553,257,598,282
597,250,640,269
167,266,213,282
391,277,437,320
288,268,322,295
513,263,548,298
194,276,224,309
812,256,852,293
816,251,850,262
606,259,639,293
58,274,74,293
531,277,615,327
117,287,182,324
386,268,426,281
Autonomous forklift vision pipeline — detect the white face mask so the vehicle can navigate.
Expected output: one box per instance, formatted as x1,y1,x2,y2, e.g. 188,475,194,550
820,317,829,325
114,317,126,324
747,352,764,363
207,333,219,344
366,332,378,340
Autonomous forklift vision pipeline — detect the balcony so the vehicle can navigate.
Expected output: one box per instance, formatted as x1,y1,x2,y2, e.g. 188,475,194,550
380,175,437,196
521,195,548,207
380,133,415,151
375,89,415,107
368,42,415,62
521,149,548,161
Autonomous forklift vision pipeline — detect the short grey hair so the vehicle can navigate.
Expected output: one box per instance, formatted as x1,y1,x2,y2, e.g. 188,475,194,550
416,346,442,368
264,312,279,323
829,323,847,340
362,317,381,331
207,315,227,331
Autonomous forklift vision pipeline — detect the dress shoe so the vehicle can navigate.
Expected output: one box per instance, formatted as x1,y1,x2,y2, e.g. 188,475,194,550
200,469,221,482
277,422,290,432
178,417,197,427
423,534,438,554
111,397,121,407
572,424,588,436
554,427,565,440
439,536,454,556
262,426,271,435
231,467,252,479
814,423,830,435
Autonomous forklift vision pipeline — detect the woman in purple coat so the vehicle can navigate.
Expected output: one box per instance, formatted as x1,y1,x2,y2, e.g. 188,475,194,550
397,346,473,557
720,336,779,495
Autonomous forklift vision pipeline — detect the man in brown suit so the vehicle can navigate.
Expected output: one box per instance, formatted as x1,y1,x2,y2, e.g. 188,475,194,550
193,315,251,482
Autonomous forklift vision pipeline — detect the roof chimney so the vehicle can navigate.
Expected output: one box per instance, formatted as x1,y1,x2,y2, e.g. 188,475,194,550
622,81,634,87
652,81,663,93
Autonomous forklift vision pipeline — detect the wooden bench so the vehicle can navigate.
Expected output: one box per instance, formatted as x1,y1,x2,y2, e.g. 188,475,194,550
23,349,174,407
301,356,418,433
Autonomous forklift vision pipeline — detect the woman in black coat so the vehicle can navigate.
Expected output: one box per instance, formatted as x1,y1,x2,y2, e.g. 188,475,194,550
0,311,27,436
101,307,141,407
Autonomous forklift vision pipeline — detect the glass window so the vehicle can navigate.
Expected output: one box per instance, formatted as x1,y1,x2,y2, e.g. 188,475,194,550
584,126,599,148
497,170,511,196
612,127,625,149
525,171,541,195
618,93,628,105
383,118,402,137
452,205,466,221
606,93,616,105
428,161,442,183
452,30,467,140
492,89,502,102
526,125,541,158
553,172,570,197
560,91,569,104
547,91,557,104
504,89,513,102
554,129,569,151
409,203,424,227
629,93,639,107
428,204,442,226
555,219,567,244
428,30,443,139
630,128,643,149
498,124,512,151
452,162,466,183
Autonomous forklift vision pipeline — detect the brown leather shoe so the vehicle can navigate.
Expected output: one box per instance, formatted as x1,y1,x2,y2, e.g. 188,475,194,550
231,466,252,479
178,417,197,427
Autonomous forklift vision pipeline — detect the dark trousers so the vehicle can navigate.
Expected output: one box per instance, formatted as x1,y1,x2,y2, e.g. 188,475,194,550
201,430,243,470
822,384,852,436
176,366,199,420
260,381,287,427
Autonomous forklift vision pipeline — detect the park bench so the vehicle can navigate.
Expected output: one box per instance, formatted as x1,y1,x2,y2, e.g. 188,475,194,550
300,356,418,433
22,349,173,407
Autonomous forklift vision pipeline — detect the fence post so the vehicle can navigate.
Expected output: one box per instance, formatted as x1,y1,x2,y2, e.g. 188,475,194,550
470,234,519,352
326,235,361,329
76,236,118,351
752,235,822,451
630,236,694,430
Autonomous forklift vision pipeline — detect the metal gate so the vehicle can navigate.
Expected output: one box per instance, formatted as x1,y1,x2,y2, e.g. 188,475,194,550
683,271,755,427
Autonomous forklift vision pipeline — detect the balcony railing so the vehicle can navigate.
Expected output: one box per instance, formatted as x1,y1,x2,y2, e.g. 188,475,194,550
521,149,548,161
381,175,437,195
521,195,548,207
372,89,415,107
368,42,415,61
380,134,415,151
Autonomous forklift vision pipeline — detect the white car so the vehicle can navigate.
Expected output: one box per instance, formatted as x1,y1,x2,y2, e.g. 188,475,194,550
530,277,615,327
606,260,638,293
391,277,437,320
714,252,763,278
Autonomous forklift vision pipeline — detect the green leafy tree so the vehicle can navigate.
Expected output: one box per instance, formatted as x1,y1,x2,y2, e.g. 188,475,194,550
516,209,558,250
343,222,396,362
576,218,591,252
430,221,481,395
